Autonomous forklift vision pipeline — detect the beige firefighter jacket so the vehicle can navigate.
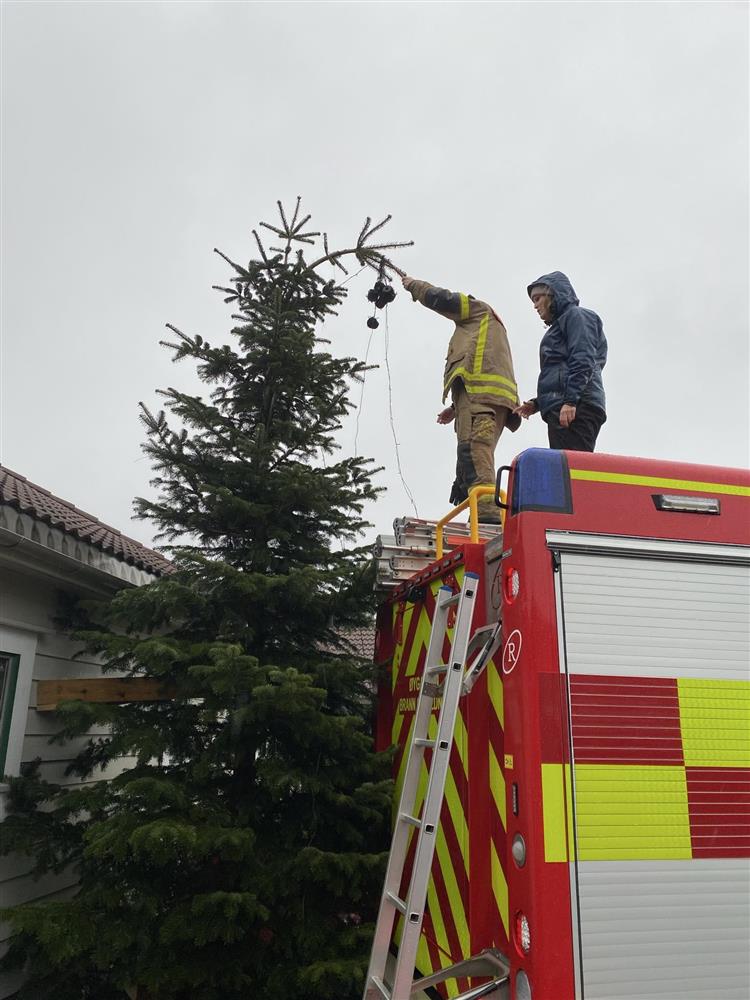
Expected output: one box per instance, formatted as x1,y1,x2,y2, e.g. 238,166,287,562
408,279,521,426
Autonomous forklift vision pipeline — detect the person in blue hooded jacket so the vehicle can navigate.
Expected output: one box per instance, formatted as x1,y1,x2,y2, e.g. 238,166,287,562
514,271,607,452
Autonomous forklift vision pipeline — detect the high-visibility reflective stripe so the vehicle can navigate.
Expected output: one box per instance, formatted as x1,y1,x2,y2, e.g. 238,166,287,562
433,713,469,869
488,659,504,728
542,763,571,862
459,293,470,320
461,382,518,402
446,367,518,392
560,675,750,862
677,678,750,768
473,314,489,372
453,710,469,780
435,826,471,953
575,764,692,861
444,375,519,404
490,840,509,937
569,468,750,497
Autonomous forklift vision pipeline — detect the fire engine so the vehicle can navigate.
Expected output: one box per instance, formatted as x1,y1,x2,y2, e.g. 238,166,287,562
364,448,750,1000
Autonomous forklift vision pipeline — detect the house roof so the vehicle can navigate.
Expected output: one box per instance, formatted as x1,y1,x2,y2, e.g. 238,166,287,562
341,625,375,660
0,466,173,577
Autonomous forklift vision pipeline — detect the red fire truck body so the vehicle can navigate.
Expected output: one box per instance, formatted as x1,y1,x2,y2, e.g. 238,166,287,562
374,449,750,1000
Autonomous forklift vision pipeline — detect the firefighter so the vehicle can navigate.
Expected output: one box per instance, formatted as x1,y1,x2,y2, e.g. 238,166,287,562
514,271,608,452
402,275,521,524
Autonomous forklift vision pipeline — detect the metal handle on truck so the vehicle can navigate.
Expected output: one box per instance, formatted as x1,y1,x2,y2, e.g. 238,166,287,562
435,485,507,559
495,466,512,510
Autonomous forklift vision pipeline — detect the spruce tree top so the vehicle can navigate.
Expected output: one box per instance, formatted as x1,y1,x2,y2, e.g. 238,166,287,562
134,199,412,659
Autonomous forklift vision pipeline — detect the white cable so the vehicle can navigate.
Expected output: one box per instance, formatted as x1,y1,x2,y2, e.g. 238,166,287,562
384,307,419,518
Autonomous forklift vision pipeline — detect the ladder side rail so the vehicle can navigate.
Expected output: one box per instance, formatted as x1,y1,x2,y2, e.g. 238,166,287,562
389,573,480,999
363,585,456,995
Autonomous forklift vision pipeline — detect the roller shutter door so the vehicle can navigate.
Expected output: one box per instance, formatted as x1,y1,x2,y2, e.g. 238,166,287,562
555,543,750,1000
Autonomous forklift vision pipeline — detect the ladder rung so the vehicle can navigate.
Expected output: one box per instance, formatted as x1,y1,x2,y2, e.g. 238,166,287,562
444,593,460,607
399,811,422,828
386,891,406,914
367,977,391,1000
425,663,448,676
414,738,435,748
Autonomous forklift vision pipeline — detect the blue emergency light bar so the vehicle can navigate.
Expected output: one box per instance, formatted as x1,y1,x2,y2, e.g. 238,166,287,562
509,449,573,515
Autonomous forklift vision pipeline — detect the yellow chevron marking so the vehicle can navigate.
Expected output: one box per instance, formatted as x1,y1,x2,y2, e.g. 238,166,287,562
436,825,470,955
444,767,469,872
424,868,452,983
453,708,469,780
487,659,504,728
678,678,750,768
405,605,433,678
398,909,460,997
391,711,405,749
489,744,506,830
391,602,413,689
490,839,509,938
389,568,474,994
415,931,432,986
425,714,468,871
574,764,691,861
394,713,416,794
569,468,750,497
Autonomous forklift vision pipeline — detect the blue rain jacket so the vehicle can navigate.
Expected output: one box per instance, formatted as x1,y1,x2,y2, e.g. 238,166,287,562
527,271,607,419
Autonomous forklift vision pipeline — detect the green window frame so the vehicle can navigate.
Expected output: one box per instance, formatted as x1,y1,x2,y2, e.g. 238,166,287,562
0,652,21,776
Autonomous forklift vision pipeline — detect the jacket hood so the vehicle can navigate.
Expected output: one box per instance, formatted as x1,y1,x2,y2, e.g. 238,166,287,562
527,271,579,316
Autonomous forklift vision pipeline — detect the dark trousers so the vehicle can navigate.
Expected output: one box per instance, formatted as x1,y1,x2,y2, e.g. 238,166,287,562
546,402,606,452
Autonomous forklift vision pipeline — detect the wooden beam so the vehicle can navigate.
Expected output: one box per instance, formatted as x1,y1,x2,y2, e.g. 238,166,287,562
36,677,176,712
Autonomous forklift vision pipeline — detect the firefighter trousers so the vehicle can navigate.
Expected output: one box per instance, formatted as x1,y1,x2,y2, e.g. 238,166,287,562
451,380,507,522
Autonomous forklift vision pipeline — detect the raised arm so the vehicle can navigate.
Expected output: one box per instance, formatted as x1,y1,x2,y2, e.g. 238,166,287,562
402,276,471,321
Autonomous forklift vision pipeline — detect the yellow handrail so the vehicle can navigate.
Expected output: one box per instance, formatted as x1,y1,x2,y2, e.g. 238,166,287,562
435,485,507,559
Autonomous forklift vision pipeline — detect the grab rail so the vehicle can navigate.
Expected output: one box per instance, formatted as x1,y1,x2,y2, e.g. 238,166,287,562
435,485,507,559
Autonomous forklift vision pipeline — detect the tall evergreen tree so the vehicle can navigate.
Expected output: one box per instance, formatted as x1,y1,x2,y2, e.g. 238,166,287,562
0,201,412,999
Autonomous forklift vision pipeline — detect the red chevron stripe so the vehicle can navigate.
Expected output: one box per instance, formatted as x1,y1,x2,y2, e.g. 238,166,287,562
487,707,504,769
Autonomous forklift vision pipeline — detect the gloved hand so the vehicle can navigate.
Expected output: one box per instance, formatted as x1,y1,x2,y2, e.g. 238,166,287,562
449,479,468,506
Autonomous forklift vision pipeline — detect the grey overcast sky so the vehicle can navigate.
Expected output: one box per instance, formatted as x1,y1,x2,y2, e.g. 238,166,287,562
2,1,748,550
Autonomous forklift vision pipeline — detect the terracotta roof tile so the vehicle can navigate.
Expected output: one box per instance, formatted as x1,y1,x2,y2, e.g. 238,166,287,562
340,626,375,660
0,465,173,577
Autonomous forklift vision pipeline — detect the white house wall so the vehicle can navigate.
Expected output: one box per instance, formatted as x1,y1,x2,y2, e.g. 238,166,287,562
0,561,142,998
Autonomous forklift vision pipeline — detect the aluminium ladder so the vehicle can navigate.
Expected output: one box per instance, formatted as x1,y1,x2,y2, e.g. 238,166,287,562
363,573,482,1000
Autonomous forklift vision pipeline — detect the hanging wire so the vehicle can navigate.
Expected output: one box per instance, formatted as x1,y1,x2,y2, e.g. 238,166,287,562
353,324,377,456
339,264,367,287
384,306,419,518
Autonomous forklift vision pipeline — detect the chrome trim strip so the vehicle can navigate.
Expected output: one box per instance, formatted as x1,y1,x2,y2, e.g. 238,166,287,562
546,531,750,565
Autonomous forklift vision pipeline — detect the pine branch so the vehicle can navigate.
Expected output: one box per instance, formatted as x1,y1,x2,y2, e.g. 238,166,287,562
212,247,251,278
